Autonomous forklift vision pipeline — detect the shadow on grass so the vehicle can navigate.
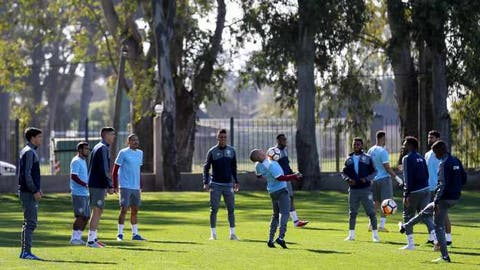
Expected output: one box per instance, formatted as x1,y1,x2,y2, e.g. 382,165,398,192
112,246,187,253
300,227,343,232
241,239,298,245
41,259,117,265
449,250,480,256
383,240,407,246
307,249,350,255
149,240,201,245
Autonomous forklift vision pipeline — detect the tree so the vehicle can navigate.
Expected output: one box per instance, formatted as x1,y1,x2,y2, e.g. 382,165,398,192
240,0,366,189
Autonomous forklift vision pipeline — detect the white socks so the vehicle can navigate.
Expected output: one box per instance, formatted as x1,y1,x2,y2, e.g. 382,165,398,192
118,224,124,235
88,230,97,242
407,234,414,246
372,230,379,239
132,224,138,235
211,228,217,237
230,227,235,235
380,217,386,228
71,230,83,240
290,211,298,222
446,233,452,242
349,230,355,239
429,230,437,242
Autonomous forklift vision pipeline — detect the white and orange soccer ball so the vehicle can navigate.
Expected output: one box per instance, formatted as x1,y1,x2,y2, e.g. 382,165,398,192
266,147,281,161
381,198,397,216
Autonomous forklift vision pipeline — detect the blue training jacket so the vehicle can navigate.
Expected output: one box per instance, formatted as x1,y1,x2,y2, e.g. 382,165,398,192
88,140,113,189
434,153,467,202
18,142,41,193
277,146,294,175
203,145,238,185
342,151,376,189
402,151,429,197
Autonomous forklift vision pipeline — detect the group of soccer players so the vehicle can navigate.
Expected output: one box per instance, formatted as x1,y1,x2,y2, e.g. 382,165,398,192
18,127,145,260
341,130,466,263
18,126,466,263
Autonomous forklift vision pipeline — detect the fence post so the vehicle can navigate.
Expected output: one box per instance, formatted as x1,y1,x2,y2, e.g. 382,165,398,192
85,117,89,142
15,119,19,166
335,125,340,172
230,117,234,147
154,104,164,190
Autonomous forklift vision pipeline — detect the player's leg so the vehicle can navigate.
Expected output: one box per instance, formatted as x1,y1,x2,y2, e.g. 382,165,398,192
71,195,89,245
361,189,379,242
370,181,380,231
401,202,434,232
117,188,129,241
222,186,237,240
346,189,361,241
268,191,280,246
276,190,290,248
378,177,393,231
425,191,436,244
445,214,452,245
209,184,221,240
130,189,145,240
400,192,420,249
19,191,39,259
418,191,436,242
87,188,106,247
432,200,454,262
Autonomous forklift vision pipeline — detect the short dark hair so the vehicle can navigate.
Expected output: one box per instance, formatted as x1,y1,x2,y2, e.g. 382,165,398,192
128,134,138,141
100,127,115,138
353,137,363,145
404,136,418,150
77,142,89,151
376,130,386,140
25,127,42,141
217,129,227,135
432,140,447,153
428,130,440,138
276,134,286,140
249,149,260,162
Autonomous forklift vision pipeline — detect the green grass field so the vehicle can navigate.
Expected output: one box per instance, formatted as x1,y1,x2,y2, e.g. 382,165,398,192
0,191,479,269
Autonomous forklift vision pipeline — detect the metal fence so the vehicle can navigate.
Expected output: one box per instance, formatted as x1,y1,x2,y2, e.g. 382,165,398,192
193,118,404,173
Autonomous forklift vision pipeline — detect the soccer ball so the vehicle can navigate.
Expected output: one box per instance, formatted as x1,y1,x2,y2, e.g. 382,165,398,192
267,147,281,161
381,199,397,216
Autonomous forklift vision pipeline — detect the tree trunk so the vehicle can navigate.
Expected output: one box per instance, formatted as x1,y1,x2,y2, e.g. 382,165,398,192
386,0,418,139
152,0,179,190
0,88,10,162
296,0,321,190
79,22,97,133
176,88,196,172
417,42,434,152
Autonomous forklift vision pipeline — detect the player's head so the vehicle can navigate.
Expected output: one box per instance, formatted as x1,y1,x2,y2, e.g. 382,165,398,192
25,127,43,146
249,149,266,162
403,136,418,152
127,134,139,149
431,140,448,159
376,130,386,146
77,141,90,158
427,130,440,148
352,137,363,154
100,127,116,145
276,134,287,148
217,129,227,147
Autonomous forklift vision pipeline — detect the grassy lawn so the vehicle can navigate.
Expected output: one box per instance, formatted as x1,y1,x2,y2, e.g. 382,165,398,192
0,191,479,269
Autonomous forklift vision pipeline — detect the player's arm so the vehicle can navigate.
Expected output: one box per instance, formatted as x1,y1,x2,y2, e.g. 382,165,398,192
71,174,87,187
276,174,301,181
402,155,410,198
231,150,239,185
203,151,213,189
112,163,120,191
23,151,39,193
433,162,446,204
101,146,113,189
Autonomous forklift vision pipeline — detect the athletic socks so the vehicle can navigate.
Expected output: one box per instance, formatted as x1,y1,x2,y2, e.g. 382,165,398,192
229,227,235,235
71,230,83,240
446,233,452,242
407,234,414,246
118,224,124,235
379,217,386,228
132,224,138,235
349,230,355,239
290,211,299,224
88,230,97,243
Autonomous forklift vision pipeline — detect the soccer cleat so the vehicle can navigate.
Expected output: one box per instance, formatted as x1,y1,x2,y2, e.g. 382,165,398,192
399,244,415,250
86,241,104,248
372,236,380,243
294,220,309,227
447,241,452,246
398,222,406,234
433,243,441,251
267,241,275,248
132,234,146,241
116,234,123,241
229,234,240,241
344,236,355,241
95,239,106,247
275,238,288,249
20,252,42,260
378,227,389,232
425,240,434,245
209,234,217,240
70,239,85,245
432,256,451,263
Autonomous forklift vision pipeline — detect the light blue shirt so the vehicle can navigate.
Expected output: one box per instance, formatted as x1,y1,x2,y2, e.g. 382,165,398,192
367,145,390,181
70,156,89,196
352,154,360,174
115,147,143,190
255,159,286,193
425,150,440,191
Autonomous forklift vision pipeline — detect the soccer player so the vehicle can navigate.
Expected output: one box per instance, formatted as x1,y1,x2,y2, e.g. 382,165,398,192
250,148,302,248
112,134,146,241
398,136,434,250
18,127,43,260
86,127,116,248
203,129,240,240
399,140,466,263
271,134,308,227
367,131,402,232
69,142,90,245
342,138,379,242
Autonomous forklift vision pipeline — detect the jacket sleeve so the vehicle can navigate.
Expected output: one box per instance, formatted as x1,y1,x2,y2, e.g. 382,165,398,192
402,156,409,197
366,156,376,181
460,161,467,185
232,150,238,183
23,151,39,193
203,150,213,184
102,146,113,188
341,158,351,181
434,161,446,203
